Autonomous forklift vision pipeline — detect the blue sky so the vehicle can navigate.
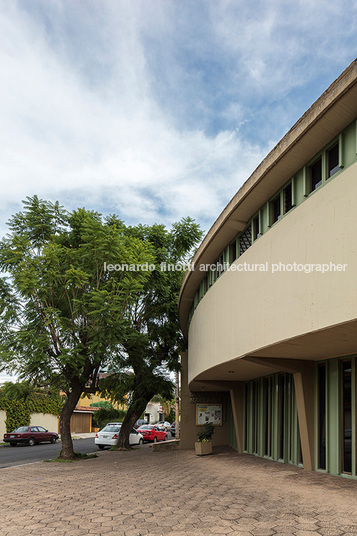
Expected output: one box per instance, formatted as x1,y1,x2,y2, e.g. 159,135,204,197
0,0,357,242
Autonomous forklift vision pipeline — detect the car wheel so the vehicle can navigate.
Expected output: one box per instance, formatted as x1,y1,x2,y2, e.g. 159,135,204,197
28,437,35,446
10,442,17,447
139,438,143,445
98,445,105,450
153,436,157,443
50,436,57,444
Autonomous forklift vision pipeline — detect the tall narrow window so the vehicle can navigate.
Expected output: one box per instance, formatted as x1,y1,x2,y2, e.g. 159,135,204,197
239,226,252,255
263,378,269,457
318,364,326,470
271,195,281,224
253,215,260,240
254,382,259,454
283,183,293,214
244,385,249,451
229,241,237,263
327,143,340,178
204,275,209,293
341,361,352,474
251,382,256,453
309,157,322,191
278,375,285,460
194,290,199,308
216,254,224,278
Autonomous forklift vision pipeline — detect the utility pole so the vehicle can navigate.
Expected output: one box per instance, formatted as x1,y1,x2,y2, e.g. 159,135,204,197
175,369,180,440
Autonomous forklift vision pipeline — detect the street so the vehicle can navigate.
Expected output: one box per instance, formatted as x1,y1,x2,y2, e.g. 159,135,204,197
0,438,96,468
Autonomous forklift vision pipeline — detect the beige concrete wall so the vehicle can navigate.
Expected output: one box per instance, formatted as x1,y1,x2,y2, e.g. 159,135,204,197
30,413,58,432
188,162,357,383
0,410,7,437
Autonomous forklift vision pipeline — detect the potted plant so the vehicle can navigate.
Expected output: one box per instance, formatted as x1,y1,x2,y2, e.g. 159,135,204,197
195,422,214,455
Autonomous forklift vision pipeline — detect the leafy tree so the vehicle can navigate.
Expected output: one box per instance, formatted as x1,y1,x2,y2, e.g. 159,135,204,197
1,380,41,402
100,219,202,449
0,196,154,459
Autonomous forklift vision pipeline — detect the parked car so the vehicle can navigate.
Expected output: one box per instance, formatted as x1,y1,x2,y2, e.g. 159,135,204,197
170,421,180,437
162,421,172,432
3,426,59,447
134,419,148,429
95,423,143,449
137,424,168,442
154,422,166,431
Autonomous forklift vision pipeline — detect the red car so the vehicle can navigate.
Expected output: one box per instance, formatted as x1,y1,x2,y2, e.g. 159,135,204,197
137,425,168,443
3,426,59,447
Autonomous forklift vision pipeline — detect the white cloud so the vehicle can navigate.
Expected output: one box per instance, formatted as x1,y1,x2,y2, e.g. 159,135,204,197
0,0,356,242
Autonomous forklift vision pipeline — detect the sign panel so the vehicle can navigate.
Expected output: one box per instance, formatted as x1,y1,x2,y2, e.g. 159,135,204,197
196,404,222,426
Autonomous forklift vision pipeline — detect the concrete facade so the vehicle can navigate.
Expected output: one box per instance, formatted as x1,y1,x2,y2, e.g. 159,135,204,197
179,60,357,478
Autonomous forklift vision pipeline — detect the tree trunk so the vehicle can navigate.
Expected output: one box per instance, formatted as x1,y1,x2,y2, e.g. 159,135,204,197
115,396,153,449
59,385,83,460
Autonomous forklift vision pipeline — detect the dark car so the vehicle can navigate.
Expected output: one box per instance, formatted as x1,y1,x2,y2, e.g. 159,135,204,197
170,421,180,437
3,426,59,447
134,419,147,429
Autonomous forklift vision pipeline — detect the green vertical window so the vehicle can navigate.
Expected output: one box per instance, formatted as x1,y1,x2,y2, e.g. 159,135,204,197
283,182,293,214
309,157,322,191
271,194,281,224
327,142,340,178
318,363,326,470
341,360,352,474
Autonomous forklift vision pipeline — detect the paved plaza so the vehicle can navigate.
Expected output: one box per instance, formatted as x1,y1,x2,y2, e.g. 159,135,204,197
1,445,357,536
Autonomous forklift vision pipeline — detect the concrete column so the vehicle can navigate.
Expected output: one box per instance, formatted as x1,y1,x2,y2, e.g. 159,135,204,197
293,363,315,471
180,351,196,449
229,383,245,453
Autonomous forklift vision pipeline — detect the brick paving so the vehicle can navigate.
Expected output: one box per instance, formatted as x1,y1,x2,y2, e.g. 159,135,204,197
1,446,357,536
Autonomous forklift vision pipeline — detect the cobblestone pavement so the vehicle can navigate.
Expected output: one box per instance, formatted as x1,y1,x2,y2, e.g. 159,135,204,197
1,446,357,536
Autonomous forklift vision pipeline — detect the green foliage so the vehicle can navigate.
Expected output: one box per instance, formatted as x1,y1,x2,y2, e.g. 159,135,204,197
197,422,215,442
92,407,127,429
89,401,113,410
4,401,30,432
0,196,155,457
0,196,155,392
100,218,203,448
1,381,38,401
0,196,202,454
0,386,63,432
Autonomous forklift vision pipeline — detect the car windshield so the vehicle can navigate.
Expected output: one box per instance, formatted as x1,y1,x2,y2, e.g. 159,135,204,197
101,425,121,432
14,426,30,433
139,425,153,430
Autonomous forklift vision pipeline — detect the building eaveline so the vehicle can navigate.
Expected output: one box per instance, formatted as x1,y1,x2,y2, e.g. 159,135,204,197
178,59,357,478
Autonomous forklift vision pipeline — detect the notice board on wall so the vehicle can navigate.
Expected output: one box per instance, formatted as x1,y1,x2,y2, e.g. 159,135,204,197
196,404,222,426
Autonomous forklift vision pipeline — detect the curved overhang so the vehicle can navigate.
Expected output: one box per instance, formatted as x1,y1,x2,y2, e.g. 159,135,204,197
179,59,357,337
184,156,357,386
188,317,357,392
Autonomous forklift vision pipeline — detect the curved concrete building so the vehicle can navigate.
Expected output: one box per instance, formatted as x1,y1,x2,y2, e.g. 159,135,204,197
179,60,357,478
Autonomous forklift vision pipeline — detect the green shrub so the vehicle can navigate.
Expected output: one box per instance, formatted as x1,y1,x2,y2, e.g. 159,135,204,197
197,422,215,442
0,390,63,432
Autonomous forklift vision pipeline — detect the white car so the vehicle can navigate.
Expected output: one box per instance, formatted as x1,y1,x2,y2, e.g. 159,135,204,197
95,423,144,449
